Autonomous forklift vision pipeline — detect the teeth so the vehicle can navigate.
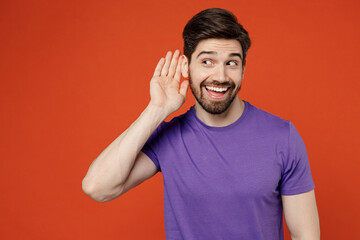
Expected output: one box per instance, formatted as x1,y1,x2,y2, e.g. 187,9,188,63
205,86,228,92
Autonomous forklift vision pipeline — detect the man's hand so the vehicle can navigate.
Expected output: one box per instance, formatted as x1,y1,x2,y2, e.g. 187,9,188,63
149,50,189,115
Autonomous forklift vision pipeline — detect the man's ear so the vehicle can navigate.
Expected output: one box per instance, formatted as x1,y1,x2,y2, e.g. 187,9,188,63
241,59,247,79
181,55,189,78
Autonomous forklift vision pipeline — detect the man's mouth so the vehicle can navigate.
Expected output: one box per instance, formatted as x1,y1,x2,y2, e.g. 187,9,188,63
204,85,231,100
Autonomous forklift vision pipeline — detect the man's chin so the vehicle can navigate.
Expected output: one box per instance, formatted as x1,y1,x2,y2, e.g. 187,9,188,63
191,84,241,115
197,97,235,115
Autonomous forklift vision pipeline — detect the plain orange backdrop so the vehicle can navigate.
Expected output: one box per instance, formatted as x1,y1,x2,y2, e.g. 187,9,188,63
1,0,360,239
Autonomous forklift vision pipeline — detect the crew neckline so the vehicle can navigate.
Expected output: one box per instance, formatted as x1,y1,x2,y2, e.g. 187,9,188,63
189,100,250,131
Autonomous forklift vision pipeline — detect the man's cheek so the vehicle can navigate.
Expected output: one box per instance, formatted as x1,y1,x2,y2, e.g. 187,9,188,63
194,73,210,84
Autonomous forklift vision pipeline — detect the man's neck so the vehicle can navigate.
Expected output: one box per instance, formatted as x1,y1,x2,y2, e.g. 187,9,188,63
194,98,245,127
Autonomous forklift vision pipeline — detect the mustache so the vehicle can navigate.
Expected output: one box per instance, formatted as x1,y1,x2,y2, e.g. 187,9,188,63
200,80,235,88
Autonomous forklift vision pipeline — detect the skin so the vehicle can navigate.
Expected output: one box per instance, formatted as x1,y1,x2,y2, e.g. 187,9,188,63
82,49,188,202
182,39,246,127
282,190,320,239
83,39,320,239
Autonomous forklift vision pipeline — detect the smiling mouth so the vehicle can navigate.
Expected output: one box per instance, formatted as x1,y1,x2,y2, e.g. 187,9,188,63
205,86,229,92
204,85,231,100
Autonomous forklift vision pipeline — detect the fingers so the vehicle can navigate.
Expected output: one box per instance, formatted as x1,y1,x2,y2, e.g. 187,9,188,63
173,55,183,82
153,58,165,77
168,50,180,77
158,50,182,77
161,51,172,76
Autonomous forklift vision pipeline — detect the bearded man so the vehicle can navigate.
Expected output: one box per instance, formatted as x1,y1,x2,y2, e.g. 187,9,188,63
83,8,320,240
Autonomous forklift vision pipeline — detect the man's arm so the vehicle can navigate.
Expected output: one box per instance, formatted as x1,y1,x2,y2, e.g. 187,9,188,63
82,50,189,202
282,189,320,240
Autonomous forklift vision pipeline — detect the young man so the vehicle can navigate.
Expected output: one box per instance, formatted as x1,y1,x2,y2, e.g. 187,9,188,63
83,8,320,240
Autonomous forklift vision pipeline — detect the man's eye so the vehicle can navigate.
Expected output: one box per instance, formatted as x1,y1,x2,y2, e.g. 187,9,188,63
203,60,212,65
227,61,237,66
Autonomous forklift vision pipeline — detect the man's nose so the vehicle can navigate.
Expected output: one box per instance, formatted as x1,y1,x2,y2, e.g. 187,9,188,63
214,64,227,82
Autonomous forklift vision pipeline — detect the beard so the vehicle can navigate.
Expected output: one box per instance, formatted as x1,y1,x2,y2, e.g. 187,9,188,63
189,77,241,115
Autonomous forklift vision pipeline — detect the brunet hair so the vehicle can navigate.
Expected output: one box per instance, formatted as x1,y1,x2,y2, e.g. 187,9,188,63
183,8,251,65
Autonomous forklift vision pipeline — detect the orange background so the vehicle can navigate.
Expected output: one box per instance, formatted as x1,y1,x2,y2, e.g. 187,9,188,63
1,0,359,239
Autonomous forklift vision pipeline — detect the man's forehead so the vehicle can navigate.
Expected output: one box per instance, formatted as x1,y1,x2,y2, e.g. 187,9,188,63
192,38,243,57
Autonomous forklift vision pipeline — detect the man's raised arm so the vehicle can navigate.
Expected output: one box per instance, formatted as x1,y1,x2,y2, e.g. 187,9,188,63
82,50,189,202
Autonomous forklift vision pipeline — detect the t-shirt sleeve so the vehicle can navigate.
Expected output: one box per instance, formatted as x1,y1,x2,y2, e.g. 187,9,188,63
141,122,165,172
279,121,315,195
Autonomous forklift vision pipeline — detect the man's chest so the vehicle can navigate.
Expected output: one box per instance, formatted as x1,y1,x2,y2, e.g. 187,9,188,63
158,132,284,202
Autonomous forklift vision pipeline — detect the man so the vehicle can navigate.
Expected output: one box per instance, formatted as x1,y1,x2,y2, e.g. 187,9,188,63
82,8,320,240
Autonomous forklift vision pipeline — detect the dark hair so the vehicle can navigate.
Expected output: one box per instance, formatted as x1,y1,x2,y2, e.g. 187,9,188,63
183,8,251,65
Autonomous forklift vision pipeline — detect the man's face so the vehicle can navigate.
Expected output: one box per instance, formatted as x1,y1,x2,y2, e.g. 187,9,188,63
187,38,245,115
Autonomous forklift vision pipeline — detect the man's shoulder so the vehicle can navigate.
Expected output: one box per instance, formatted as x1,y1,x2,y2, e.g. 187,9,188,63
247,101,290,133
157,107,194,134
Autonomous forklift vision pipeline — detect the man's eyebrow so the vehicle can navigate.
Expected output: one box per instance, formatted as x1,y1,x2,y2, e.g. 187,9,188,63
196,51,216,59
196,51,243,60
229,53,243,61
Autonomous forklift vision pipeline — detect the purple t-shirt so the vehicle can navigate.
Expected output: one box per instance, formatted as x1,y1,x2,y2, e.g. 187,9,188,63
142,100,315,240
